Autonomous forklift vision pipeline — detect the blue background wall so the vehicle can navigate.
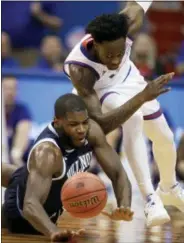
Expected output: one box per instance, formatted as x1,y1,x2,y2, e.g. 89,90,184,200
2,68,184,136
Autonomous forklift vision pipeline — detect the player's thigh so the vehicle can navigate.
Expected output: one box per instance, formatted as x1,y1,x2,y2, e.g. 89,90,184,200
1,204,8,229
141,99,162,119
99,89,143,120
100,91,128,112
2,163,18,188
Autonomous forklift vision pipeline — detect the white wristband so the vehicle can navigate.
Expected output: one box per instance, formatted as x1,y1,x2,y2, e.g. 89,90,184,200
135,1,153,13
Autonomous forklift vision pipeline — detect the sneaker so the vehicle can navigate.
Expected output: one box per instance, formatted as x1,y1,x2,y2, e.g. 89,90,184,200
156,183,184,212
144,194,170,227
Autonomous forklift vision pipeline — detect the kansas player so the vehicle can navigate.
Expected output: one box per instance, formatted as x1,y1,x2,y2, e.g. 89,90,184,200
63,1,184,227
2,94,134,241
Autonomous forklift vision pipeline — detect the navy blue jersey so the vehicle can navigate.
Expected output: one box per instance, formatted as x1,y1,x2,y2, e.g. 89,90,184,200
4,123,93,231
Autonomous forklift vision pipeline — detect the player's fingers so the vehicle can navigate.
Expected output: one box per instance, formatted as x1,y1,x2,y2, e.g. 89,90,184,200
124,208,134,217
159,87,171,95
101,211,111,218
119,207,128,215
71,229,86,239
158,72,174,85
78,228,86,235
129,211,134,217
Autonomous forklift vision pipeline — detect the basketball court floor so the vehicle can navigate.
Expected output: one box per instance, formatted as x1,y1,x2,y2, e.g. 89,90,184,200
2,208,184,243
2,161,184,243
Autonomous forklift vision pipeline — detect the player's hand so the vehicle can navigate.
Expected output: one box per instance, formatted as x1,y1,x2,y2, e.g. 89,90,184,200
51,228,85,242
101,207,134,221
142,72,175,101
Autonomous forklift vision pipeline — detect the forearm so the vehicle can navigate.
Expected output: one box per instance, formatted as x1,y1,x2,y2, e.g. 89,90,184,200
23,202,59,237
119,1,152,37
121,0,152,13
93,141,132,208
34,11,61,29
112,169,132,208
92,91,146,135
12,122,31,157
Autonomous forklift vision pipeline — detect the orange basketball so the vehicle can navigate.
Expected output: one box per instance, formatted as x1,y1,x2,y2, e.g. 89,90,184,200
61,172,107,218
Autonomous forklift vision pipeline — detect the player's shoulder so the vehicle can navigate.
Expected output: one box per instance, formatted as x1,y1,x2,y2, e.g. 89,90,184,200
32,141,61,158
69,62,96,80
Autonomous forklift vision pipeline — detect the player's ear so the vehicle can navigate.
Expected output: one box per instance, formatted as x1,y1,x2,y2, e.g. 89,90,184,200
54,117,64,127
54,117,59,127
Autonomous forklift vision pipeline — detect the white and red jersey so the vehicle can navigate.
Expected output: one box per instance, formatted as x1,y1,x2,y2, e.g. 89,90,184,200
64,34,133,90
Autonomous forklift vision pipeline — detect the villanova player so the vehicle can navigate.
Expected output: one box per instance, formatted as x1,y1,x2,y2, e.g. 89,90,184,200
63,1,184,226
2,94,134,241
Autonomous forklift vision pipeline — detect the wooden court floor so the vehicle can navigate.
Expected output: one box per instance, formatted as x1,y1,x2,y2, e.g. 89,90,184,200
2,207,184,243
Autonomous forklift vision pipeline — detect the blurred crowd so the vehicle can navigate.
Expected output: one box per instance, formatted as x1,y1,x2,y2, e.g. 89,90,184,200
2,1,184,77
2,1,184,185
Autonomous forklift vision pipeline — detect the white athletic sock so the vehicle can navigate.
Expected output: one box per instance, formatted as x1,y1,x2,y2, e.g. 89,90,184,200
144,115,177,192
123,112,155,199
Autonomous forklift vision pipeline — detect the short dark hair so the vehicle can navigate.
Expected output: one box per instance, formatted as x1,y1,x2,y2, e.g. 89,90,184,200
54,94,87,118
2,75,16,81
86,13,129,43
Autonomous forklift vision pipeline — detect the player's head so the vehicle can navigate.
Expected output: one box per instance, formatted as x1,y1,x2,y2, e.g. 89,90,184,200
86,13,129,70
2,75,17,106
54,94,89,147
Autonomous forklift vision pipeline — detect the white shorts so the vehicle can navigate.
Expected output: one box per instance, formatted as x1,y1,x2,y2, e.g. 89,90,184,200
72,62,162,120
97,63,162,120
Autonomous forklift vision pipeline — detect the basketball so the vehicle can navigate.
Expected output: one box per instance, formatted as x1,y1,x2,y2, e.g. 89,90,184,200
61,172,108,218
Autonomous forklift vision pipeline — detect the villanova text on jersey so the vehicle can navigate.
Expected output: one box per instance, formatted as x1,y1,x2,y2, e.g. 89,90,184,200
66,151,93,178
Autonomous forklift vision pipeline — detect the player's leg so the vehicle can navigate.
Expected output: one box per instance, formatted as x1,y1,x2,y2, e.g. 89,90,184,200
2,204,8,229
2,163,18,188
2,169,42,235
106,128,123,156
2,93,9,164
142,102,184,212
100,91,170,226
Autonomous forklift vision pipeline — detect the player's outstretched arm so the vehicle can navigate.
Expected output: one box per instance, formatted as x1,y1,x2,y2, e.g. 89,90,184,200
88,120,133,221
23,142,63,238
119,1,152,38
23,142,85,241
70,64,174,135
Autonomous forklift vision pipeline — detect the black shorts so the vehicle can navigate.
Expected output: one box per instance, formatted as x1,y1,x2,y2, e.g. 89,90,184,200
2,203,40,235
3,168,40,235
3,167,62,235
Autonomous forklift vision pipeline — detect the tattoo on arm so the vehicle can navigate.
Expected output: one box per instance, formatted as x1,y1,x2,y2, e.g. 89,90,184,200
69,64,102,117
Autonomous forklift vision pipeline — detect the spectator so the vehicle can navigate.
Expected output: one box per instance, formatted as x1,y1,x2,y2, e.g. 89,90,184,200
131,33,166,80
175,41,184,77
1,32,20,68
2,1,62,48
36,35,67,71
2,76,32,167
